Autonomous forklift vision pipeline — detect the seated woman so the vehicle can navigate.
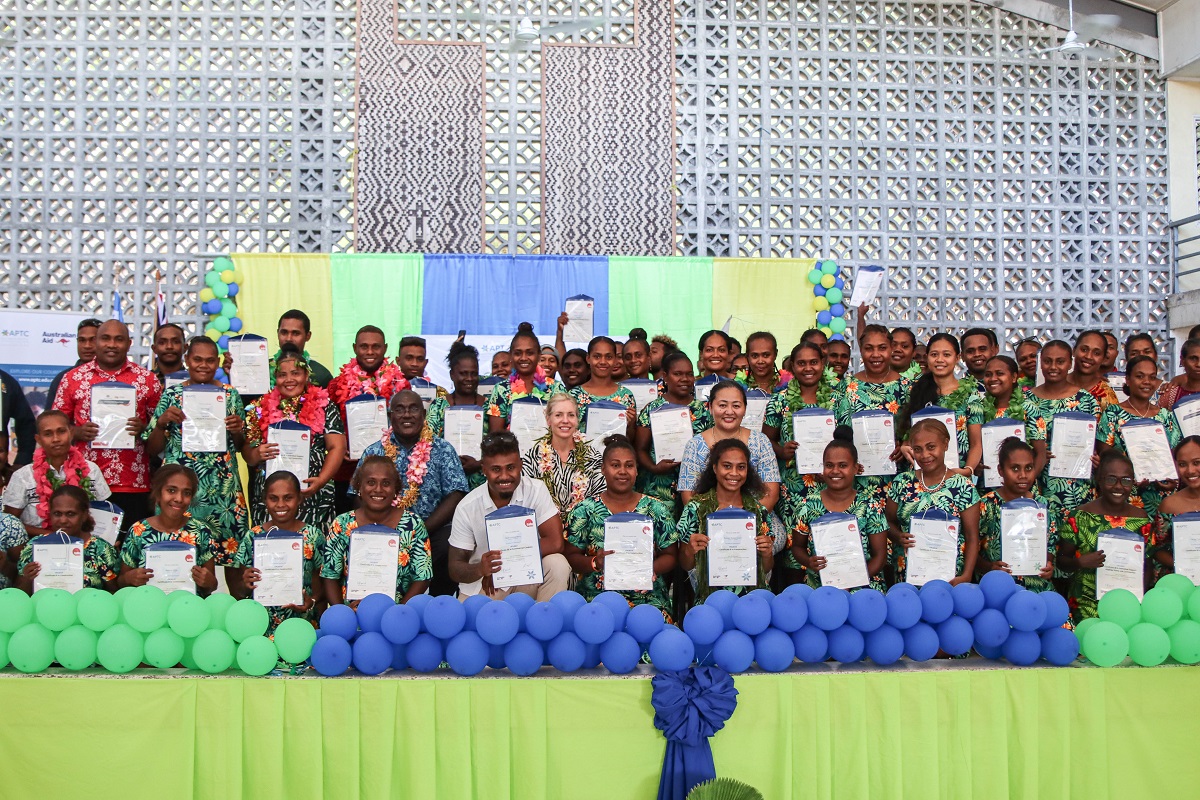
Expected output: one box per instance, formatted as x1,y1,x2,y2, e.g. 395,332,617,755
521,393,605,523
16,485,118,594
118,465,219,596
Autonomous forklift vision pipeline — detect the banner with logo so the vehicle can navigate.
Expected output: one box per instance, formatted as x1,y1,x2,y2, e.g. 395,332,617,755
0,308,86,384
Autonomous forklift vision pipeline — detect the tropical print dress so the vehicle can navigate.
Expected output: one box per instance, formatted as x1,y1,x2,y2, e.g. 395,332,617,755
1086,380,1119,415
936,386,986,468
484,375,567,426
120,516,220,569
244,400,344,530
565,495,677,620
0,513,28,590
675,492,772,600
887,472,980,580
1029,390,1099,513
568,385,636,433
834,374,912,493
320,510,433,603
787,487,888,591
976,490,1056,593
143,383,249,564
426,395,488,489
1096,405,1182,518
19,535,118,590
233,523,323,631
634,397,712,507
764,389,827,508
1060,509,1155,623
521,436,606,522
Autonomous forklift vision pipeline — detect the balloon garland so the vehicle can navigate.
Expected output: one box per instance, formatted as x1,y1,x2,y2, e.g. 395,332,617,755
806,260,848,341
198,255,243,352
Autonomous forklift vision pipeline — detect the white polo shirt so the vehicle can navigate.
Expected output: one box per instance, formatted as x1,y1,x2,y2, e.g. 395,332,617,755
448,477,560,597
1,461,112,528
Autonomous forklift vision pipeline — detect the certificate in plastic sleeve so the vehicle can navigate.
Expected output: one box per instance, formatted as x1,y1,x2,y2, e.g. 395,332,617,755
1048,411,1096,479
742,389,770,433
563,295,594,344
851,410,897,476
904,508,959,585
346,523,401,601
181,384,227,454
227,334,270,397
1175,393,1200,439
344,395,388,460
1096,527,1145,600
509,397,548,455
809,512,870,590
694,375,720,405
266,421,311,483
848,264,885,307
649,404,692,463
30,532,84,593
792,407,836,475
1169,512,1200,585
89,500,124,546
981,419,1025,488
484,505,543,590
409,377,439,409
705,507,758,588
1121,418,1178,483
620,379,659,414
584,399,628,448
145,540,198,594
164,370,189,389
1000,498,1049,576
603,512,655,591
444,405,485,460
90,381,137,450
252,528,305,607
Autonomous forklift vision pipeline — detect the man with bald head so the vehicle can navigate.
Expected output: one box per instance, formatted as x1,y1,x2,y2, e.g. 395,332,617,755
53,319,162,527
356,389,468,595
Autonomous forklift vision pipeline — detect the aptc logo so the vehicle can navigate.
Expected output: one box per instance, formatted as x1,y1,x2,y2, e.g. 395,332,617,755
0,329,30,338
184,554,195,563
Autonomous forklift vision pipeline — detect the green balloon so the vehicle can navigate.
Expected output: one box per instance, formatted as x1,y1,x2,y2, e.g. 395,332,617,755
1082,621,1129,666
76,590,119,632
54,624,98,670
830,317,847,334
205,593,237,630
97,624,144,674
212,256,234,273
193,629,236,674
1168,619,1200,664
236,636,278,676
180,637,199,670
220,299,238,318
33,588,78,631
0,588,33,633
1073,617,1099,642
820,260,839,275
1127,622,1170,667
273,618,317,664
167,593,212,638
166,590,192,607
0,630,9,668
1097,589,1141,630
1157,573,1196,607
1141,587,1183,629
144,628,185,669
212,315,231,333
123,585,168,634
225,599,270,642
212,281,229,299
807,269,823,285
205,270,224,288
824,287,843,305
1187,588,1200,623
9,623,56,673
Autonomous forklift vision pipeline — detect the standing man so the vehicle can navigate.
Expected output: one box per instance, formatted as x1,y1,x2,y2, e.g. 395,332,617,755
0,368,37,470
52,320,161,526
150,323,186,383
961,328,999,384
46,317,103,407
274,310,333,388
397,336,448,401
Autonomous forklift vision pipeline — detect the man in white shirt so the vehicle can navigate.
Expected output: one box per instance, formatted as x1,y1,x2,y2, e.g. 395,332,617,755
448,431,570,600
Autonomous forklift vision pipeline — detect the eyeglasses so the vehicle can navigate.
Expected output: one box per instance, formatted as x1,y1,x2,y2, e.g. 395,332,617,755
390,406,424,418
1102,475,1135,488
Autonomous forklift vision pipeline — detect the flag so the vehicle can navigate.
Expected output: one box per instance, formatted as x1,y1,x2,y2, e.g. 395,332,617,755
111,291,124,323
155,284,168,327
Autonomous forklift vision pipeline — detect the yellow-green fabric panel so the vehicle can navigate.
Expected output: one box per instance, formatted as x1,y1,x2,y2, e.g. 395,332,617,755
231,253,334,369
330,253,423,368
711,258,817,354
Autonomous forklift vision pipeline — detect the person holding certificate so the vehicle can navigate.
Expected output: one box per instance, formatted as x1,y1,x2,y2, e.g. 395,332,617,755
979,355,1048,477
734,332,783,392
885,419,981,584
764,342,835,506
143,336,250,564
486,323,567,432
634,352,713,510
564,435,679,620
697,330,735,380
1068,330,1119,413
567,337,637,439
521,394,605,522
426,342,490,490
322,457,432,605
15,486,118,593
1028,339,1100,512
1057,452,1156,623
1158,338,1200,410
1155,436,1200,581
976,438,1056,592
117,466,218,594
898,333,983,477
786,429,888,591
1096,356,1182,518
677,439,774,600
242,347,347,529
833,326,912,483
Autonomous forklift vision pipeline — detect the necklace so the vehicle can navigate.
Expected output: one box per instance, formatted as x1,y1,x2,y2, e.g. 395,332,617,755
1125,398,1153,418
919,470,946,492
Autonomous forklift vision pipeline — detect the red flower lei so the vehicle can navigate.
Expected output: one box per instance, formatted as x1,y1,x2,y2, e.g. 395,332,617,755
33,445,94,527
330,359,408,406
256,385,330,439
381,425,435,511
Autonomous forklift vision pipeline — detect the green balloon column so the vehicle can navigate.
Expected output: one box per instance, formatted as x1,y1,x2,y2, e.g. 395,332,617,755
807,260,849,341
198,256,244,354
1079,581,1200,667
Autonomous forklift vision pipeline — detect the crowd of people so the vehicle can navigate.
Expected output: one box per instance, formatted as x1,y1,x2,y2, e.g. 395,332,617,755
3,308,1200,642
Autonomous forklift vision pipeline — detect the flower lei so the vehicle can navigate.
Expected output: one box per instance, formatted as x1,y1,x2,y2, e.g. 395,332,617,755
381,425,434,512
735,367,781,392
1016,375,1035,390
901,362,923,380
939,374,978,413
784,371,834,413
33,445,94,527
330,358,408,405
255,385,329,440
536,431,592,516
982,384,1026,423
509,366,550,400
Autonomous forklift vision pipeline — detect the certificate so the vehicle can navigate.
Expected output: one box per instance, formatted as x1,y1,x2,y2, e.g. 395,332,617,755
228,334,270,396
409,377,439,409
145,541,197,594
444,405,485,460
1048,412,1096,479
346,524,401,601
89,501,124,546
852,410,897,476
90,381,137,450
563,295,594,344
1169,512,1200,585
1000,498,1049,576
1121,418,1178,483
694,375,720,404
485,505,544,590
30,533,84,593
510,398,548,455
705,508,758,587
621,379,659,414
650,404,692,463
809,512,869,589
181,385,227,453
164,370,188,389
792,407,836,475
603,512,654,591
266,421,311,483
344,395,388,460
253,529,305,607
742,389,770,433
912,406,959,469
584,400,628,448
1107,372,1126,398
981,419,1025,488
1096,527,1145,600
848,264,885,307
1175,393,1200,439
905,510,959,585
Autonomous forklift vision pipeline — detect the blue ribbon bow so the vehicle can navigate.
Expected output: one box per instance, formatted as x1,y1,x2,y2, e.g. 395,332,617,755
651,666,739,800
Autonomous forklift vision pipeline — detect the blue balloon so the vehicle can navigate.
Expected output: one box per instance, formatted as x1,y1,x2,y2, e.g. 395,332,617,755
228,316,242,333
782,583,814,600
356,594,394,634
1040,627,1080,666
593,592,631,631
817,310,832,326
903,622,940,661
310,635,352,676
951,582,986,620
524,602,565,642
600,631,641,674
625,604,666,644
754,628,795,672
391,643,408,670
649,627,695,672
791,624,829,663
704,590,739,630
406,594,433,631
884,588,922,630
1038,592,1070,631
318,604,357,640
833,276,845,290
462,594,492,631
227,282,239,297
830,333,845,341
918,581,955,624
217,335,229,350
446,631,489,676
583,642,602,669
487,643,506,669
475,601,520,646
747,588,775,604
809,586,850,631
1004,590,1047,632
574,603,615,645
887,582,918,595
548,631,587,672
828,625,865,662
974,640,1004,659
865,624,905,666
972,608,1011,648
830,303,845,317
504,632,544,676
732,593,772,635
847,589,887,633
202,299,221,315
424,596,467,639
547,592,584,631
769,591,808,633
683,605,725,646
406,632,443,672
980,570,1019,610
713,630,755,673
937,616,974,656
813,285,827,297
1003,629,1041,666
352,631,393,675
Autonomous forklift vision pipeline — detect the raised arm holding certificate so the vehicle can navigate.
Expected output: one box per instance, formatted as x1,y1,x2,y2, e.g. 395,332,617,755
584,400,628,448
30,532,84,593
1000,498,1049,576
145,541,198,594
912,406,959,469
485,505,543,589
266,421,311,483
650,404,692,463
621,379,659,414
742,389,770,433
904,509,959,585
227,334,270,397
181,384,227,453
1048,412,1096,479
510,398,548,455
346,523,401,601
1121,418,1178,483
563,295,595,344
1096,527,1145,600
705,507,758,587
444,405,485,460
792,408,835,474
253,529,305,607
981,419,1025,488
344,395,388,460
851,410,897,476
809,512,869,589
90,381,137,450
848,264,885,307
603,512,654,591
1170,512,1200,584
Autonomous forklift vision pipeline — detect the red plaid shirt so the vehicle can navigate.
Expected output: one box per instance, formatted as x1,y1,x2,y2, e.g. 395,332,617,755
52,360,162,492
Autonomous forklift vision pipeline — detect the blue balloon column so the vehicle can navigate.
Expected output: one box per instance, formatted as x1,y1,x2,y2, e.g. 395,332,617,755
199,256,243,352
807,260,848,341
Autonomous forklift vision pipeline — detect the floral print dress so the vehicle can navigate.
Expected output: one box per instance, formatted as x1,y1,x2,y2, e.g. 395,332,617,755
786,487,888,591
887,472,980,580
568,385,636,433
1096,405,1182,518
834,375,912,493
320,511,433,603
634,397,712,508
976,490,1056,593
1029,390,1099,514
232,523,322,631
1060,509,1155,624
244,399,344,530
120,516,220,569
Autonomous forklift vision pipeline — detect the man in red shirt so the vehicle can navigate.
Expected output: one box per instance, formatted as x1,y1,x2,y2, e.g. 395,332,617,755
52,319,162,531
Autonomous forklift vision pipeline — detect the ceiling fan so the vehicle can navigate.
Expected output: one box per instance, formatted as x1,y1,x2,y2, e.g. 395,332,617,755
1023,0,1120,60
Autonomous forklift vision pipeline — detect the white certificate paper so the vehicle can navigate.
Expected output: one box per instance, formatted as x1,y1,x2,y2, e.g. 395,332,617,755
705,508,758,588
848,264,885,308
563,295,594,344
253,531,305,607
164,370,189,389
89,501,124,546
603,513,654,591
981,420,1025,488
852,411,897,476
621,379,659,414
650,404,692,463
409,378,439,409
913,406,959,469
584,400,627,448
1121,418,1178,483
344,395,388,460
905,512,959,585
181,385,227,453
90,382,137,450
444,405,485,460
1096,528,1145,600
31,535,84,593
742,389,769,433
347,524,401,601
228,335,270,396
1170,513,1200,585
809,512,869,589
792,408,836,475
1107,372,1127,398
1175,394,1200,439
266,421,311,483
485,506,544,590
145,542,197,594
510,398,548,455
1000,499,1049,576
694,376,720,404
1048,412,1096,480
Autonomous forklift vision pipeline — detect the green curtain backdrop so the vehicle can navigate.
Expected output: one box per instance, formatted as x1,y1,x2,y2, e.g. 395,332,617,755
330,254,424,368
607,257,714,360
